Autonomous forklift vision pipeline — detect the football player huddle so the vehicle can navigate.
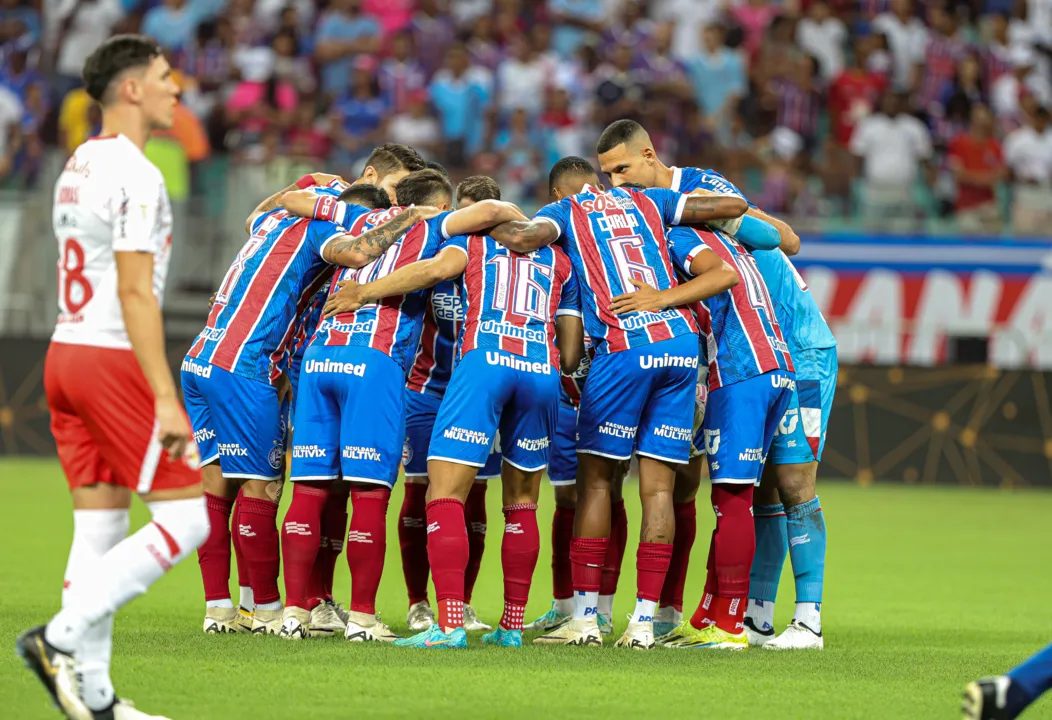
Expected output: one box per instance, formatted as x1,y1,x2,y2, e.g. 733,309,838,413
183,119,836,653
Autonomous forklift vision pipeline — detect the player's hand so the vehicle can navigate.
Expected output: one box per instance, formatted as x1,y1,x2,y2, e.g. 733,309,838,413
310,172,343,187
275,371,293,407
323,280,366,317
155,396,192,460
410,205,443,221
609,279,668,314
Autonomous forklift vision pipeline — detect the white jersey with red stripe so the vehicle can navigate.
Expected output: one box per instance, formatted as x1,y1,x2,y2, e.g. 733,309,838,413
534,184,698,355
51,134,173,349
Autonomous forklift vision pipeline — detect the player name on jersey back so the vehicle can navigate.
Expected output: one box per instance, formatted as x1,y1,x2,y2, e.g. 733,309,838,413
51,134,173,349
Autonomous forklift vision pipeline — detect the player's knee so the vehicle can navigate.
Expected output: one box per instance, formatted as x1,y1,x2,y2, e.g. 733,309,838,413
554,484,577,508
240,478,273,500
148,496,211,561
672,459,703,504
776,464,817,507
754,482,781,507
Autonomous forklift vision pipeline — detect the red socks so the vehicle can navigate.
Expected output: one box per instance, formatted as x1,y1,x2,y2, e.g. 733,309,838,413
660,500,697,611
570,536,608,592
198,492,234,602
500,504,539,630
346,487,390,615
690,484,755,632
398,483,430,605
426,498,468,629
231,491,250,596
280,484,327,609
551,506,575,601
636,542,673,603
464,482,488,604
307,483,348,606
600,499,628,596
238,496,281,606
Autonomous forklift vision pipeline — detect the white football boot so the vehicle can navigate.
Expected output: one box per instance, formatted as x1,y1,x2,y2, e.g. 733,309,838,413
344,612,400,642
615,620,656,650
743,616,776,648
463,604,492,631
532,618,603,647
277,607,311,640
764,620,824,650
249,608,282,636
202,607,241,635
309,600,345,637
406,601,436,631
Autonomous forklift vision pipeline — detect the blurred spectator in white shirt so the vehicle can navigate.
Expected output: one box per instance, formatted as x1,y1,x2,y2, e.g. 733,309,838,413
796,1,847,83
850,92,933,226
871,0,928,92
651,0,718,60
497,35,547,118
991,45,1052,129
1003,103,1052,232
49,0,125,99
387,90,442,160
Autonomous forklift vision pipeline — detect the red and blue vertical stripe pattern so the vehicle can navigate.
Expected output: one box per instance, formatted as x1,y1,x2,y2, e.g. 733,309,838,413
534,184,697,356
405,279,461,397
443,234,579,368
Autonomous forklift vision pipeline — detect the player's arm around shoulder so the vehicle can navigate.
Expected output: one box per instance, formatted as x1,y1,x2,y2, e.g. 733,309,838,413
322,206,441,268
488,216,561,254
442,199,529,237
677,190,749,224
323,245,467,318
745,206,800,255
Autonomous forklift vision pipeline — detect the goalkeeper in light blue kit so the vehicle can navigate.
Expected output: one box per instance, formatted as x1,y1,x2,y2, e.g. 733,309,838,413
964,644,1052,719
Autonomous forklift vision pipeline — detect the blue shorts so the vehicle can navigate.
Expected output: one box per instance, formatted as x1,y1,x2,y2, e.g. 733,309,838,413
701,369,795,485
769,347,838,465
404,389,502,480
289,346,404,487
181,358,286,481
548,399,579,486
577,334,698,464
428,349,559,472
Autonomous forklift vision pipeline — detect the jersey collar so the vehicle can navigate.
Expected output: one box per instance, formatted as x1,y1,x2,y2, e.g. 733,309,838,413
670,166,682,192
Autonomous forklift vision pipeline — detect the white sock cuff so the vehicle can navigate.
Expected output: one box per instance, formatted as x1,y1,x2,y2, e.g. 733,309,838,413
147,496,210,563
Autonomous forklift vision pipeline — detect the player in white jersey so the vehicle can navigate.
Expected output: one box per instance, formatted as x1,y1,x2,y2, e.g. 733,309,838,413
16,35,209,720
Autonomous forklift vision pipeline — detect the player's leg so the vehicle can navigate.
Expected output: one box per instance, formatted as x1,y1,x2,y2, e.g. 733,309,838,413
525,399,578,631
464,468,495,630
481,371,557,647
25,345,207,718
395,351,507,649
306,480,351,634
536,348,645,646
231,488,253,626
400,389,439,629
182,366,241,633
964,642,1052,720
336,349,406,643
763,349,834,650
598,469,627,634
744,464,786,646
656,455,704,637
622,340,696,650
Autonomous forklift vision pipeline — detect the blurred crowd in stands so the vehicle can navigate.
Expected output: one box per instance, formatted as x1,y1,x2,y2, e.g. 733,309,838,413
7,0,1052,231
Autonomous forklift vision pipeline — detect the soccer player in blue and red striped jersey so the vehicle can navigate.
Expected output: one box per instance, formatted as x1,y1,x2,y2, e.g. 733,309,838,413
277,169,533,641
485,156,745,648
399,176,505,633
322,187,584,650
183,159,422,636
598,118,836,650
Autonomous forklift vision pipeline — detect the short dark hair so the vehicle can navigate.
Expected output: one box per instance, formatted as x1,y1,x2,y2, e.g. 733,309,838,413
338,183,391,210
596,118,646,154
82,34,162,104
394,169,454,207
425,160,450,178
616,182,648,191
456,175,501,203
362,143,426,180
548,156,599,196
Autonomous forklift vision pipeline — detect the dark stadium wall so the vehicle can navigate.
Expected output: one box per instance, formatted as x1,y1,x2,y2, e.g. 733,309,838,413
1,338,1050,487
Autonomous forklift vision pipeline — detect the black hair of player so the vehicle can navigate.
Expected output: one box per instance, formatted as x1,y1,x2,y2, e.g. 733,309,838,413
616,182,648,191
456,175,501,203
596,118,646,155
338,183,391,210
548,156,599,196
82,34,163,104
362,143,426,179
425,160,451,178
395,169,454,207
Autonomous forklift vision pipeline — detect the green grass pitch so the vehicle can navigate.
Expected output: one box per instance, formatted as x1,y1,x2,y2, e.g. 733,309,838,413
2,457,1051,719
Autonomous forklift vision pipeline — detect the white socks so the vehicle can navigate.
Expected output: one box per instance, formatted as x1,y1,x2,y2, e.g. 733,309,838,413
61,509,129,711
207,599,235,609
630,598,656,624
572,591,598,622
238,586,254,611
47,497,209,653
794,602,822,633
553,597,573,616
597,594,614,619
746,598,776,632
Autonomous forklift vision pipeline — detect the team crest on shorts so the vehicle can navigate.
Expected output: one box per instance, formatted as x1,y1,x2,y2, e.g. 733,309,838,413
268,445,284,470
402,438,413,465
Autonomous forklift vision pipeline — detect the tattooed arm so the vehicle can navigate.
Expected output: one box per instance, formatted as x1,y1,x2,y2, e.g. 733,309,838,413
677,194,749,224
245,183,296,235
321,206,441,268
488,218,560,254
